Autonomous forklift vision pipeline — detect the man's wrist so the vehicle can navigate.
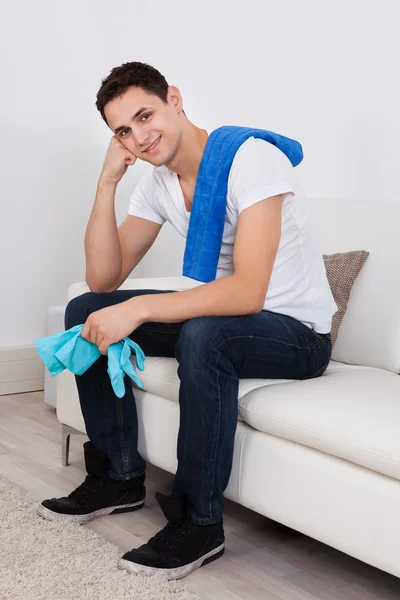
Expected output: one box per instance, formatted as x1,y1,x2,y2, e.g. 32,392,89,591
98,174,119,189
127,296,150,324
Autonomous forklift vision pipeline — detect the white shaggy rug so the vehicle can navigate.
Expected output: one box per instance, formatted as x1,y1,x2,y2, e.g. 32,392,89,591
0,476,200,600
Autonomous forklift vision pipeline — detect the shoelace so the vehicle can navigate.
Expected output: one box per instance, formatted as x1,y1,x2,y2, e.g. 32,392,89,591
150,520,191,554
68,475,107,505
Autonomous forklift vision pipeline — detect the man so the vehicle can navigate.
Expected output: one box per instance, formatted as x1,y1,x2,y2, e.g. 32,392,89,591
38,61,337,579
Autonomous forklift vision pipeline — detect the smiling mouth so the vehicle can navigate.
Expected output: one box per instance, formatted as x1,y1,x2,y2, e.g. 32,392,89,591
144,136,161,152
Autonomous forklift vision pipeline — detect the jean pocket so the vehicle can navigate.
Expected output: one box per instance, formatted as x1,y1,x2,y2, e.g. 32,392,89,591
314,330,331,342
307,361,330,379
299,362,329,381
301,336,331,380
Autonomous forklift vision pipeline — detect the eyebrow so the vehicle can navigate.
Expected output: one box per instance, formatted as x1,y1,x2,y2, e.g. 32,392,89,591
113,106,153,135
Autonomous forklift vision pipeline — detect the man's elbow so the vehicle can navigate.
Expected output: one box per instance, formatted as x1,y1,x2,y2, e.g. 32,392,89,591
85,278,118,294
86,285,115,294
250,300,265,314
242,293,265,315
246,290,265,314
235,276,265,314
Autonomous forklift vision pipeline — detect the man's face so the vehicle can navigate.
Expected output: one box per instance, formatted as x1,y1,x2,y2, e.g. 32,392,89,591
104,86,183,167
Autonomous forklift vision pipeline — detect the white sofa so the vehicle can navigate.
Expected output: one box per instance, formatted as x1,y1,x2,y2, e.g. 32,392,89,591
56,197,400,579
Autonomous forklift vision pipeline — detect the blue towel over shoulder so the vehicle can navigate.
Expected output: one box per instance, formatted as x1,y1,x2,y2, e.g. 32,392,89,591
182,125,303,283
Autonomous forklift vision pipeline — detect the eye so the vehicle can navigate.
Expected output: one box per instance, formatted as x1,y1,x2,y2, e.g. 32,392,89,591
141,113,151,121
120,128,129,137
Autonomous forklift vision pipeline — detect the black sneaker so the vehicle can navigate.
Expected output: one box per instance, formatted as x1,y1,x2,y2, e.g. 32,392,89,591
119,492,225,580
37,441,146,525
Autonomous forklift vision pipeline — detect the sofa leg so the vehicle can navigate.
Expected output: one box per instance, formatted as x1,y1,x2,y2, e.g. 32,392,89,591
61,423,81,466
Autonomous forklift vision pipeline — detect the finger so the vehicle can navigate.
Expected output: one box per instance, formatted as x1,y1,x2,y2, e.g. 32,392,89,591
84,323,98,346
81,322,91,342
98,339,109,355
125,152,136,165
87,325,97,345
117,136,137,160
96,333,105,351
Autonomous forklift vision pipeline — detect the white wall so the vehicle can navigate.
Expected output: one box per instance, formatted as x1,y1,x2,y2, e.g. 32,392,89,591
1,0,399,348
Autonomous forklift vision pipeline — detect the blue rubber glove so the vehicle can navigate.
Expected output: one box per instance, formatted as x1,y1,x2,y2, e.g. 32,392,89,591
35,324,146,398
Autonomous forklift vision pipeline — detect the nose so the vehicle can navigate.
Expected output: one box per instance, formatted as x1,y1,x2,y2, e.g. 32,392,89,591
132,127,151,150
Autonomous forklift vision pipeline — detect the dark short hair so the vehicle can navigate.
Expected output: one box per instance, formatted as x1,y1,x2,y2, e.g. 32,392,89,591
95,62,171,127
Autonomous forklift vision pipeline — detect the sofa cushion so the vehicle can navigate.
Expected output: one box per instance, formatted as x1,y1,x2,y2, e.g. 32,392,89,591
238,362,400,481
132,356,400,482
323,250,369,347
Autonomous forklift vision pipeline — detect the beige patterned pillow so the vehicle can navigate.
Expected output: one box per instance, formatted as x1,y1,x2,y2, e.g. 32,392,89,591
323,250,369,346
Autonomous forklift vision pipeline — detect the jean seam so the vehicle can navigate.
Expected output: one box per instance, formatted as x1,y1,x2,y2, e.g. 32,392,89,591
136,328,181,336
264,310,296,338
237,427,250,505
107,469,145,480
206,349,222,522
189,510,221,526
264,311,330,349
216,334,322,352
116,396,130,470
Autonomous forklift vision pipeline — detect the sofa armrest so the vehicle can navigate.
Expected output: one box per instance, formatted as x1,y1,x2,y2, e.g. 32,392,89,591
67,276,204,301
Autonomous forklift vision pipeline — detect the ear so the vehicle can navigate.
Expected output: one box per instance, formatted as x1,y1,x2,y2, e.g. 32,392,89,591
168,86,184,114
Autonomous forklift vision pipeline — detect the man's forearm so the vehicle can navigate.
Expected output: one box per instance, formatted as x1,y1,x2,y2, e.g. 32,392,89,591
85,178,122,292
129,274,263,324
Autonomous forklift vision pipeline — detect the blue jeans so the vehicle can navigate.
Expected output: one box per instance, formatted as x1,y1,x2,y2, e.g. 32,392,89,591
65,289,332,525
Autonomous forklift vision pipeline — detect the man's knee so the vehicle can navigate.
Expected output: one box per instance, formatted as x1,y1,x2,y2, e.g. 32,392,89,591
64,292,100,329
175,317,217,360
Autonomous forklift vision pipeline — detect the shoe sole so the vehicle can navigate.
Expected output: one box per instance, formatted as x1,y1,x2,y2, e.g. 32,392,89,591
118,543,225,580
37,499,144,525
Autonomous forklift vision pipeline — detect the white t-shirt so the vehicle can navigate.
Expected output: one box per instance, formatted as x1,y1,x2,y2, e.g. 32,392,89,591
128,137,338,334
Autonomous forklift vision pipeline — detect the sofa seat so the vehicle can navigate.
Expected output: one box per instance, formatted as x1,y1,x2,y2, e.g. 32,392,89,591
131,354,296,423
133,355,400,481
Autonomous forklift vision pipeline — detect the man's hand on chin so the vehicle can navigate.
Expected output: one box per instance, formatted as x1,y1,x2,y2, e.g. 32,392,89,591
80,298,147,355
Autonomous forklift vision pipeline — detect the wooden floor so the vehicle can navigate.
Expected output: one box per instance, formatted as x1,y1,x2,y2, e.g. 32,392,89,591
1,391,400,600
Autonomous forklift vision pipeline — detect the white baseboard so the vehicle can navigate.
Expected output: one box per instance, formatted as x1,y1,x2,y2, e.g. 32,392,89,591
0,345,44,396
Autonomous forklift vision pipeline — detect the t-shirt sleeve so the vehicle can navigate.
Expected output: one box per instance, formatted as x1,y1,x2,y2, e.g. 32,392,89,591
127,172,166,225
229,137,296,215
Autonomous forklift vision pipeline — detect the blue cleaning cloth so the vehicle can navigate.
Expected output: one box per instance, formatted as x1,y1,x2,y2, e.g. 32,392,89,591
35,324,146,398
183,125,303,283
